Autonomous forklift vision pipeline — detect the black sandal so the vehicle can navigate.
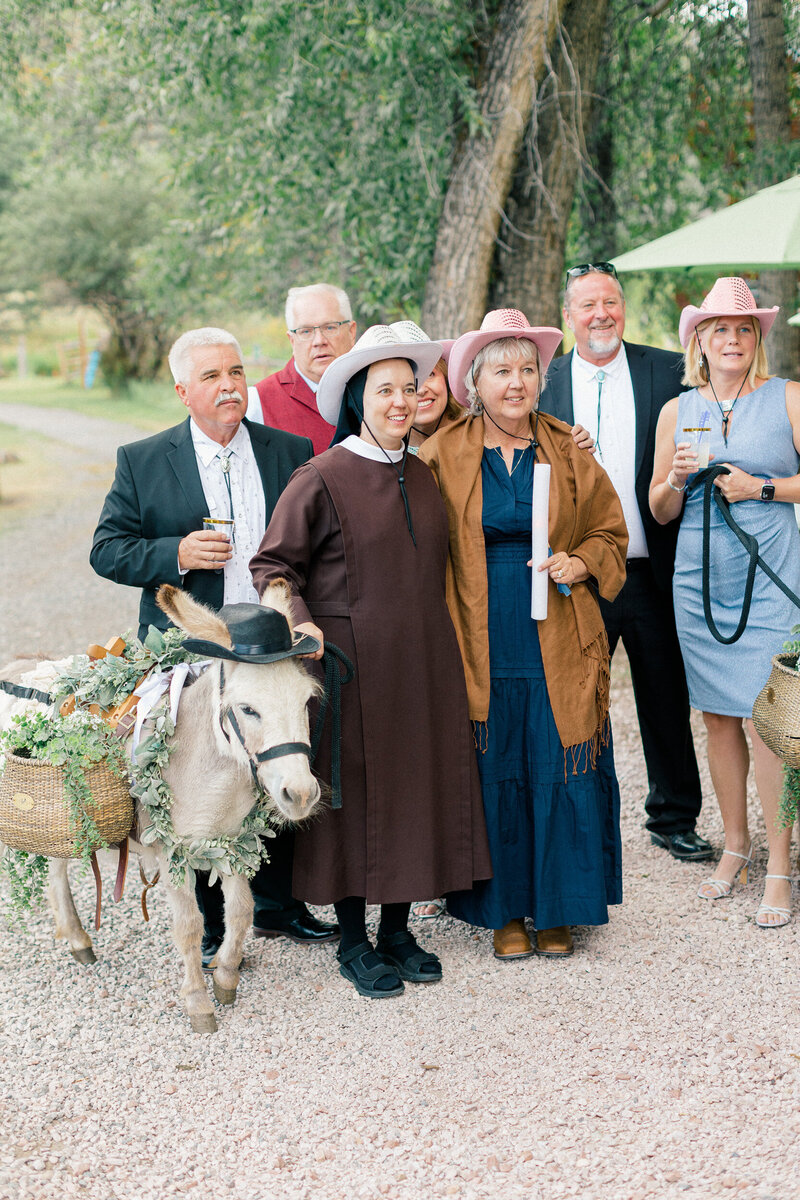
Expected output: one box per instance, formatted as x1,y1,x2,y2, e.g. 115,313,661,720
337,940,404,998
376,930,442,983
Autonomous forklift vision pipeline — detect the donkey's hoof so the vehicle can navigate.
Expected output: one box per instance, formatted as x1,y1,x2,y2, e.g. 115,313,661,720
70,946,97,965
189,1011,218,1034
213,977,237,1006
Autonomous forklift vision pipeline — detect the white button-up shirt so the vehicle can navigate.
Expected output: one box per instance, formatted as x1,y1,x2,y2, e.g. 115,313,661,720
571,344,648,560
188,419,266,603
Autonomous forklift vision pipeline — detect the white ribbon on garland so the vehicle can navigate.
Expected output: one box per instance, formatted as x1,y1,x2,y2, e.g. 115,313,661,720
131,662,211,755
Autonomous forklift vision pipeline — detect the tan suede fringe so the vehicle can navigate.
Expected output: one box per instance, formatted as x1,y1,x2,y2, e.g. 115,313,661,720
564,628,612,778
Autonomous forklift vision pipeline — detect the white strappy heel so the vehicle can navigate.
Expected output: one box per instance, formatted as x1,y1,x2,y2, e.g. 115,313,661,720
697,845,752,900
755,874,793,929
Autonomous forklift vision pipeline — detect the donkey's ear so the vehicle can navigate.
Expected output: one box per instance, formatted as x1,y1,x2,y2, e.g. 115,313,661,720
260,577,294,621
156,585,233,647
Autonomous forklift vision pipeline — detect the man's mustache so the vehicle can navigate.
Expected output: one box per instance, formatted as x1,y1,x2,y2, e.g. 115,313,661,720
215,390,245,407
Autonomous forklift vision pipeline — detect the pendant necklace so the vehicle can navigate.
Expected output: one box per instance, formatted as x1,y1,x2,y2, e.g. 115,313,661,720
705,374,748,447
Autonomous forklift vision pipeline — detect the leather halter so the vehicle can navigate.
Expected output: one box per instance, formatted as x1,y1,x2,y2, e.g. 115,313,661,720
217,660,311,795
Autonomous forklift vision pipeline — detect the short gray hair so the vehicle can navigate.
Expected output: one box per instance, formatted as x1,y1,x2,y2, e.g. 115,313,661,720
168,327,243,384
285,284,352,329
563,268,625,310
465,337,541,415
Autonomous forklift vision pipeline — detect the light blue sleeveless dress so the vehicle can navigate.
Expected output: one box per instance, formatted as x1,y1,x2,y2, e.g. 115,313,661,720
673,379,800,716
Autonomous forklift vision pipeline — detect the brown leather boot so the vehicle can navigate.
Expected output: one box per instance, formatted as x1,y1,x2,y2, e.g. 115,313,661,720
535,926,574,957
493,918,534,960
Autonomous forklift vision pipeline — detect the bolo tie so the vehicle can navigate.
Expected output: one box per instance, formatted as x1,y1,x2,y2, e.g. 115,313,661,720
595,370,606,460
219,451,236,542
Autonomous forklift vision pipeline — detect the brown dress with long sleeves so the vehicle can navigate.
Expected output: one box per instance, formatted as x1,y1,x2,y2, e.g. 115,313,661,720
249,444,492,905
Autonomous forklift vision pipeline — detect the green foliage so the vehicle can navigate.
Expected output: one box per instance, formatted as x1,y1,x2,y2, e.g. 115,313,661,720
779,624,800,828
0,709,129,918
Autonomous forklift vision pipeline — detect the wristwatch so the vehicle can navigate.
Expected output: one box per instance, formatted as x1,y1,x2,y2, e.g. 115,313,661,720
760,478,775,501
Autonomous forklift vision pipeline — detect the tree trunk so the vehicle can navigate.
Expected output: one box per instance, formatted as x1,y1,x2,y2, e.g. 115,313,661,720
487,0,610,328
747,0,799,378
421,0,565,338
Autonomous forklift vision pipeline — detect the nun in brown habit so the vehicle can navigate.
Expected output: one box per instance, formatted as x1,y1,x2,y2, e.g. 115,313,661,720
249,326,491,998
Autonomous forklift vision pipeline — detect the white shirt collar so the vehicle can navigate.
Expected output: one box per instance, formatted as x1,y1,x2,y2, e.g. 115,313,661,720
189,418,249,467
295,366,319,394
340,434,404,463
573,342,627,381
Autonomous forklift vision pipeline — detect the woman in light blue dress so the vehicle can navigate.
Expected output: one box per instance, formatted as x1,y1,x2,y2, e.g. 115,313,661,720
650,278,800,928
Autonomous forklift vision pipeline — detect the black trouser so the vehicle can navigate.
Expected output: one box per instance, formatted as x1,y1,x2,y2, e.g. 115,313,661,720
195,825,305,941
599,559,703,835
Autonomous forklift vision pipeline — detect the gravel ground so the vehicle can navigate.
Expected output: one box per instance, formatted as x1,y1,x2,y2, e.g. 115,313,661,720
0,407,798,1200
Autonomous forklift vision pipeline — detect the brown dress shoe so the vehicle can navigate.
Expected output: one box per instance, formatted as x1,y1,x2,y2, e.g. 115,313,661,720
535,926,574,957
493,918,534,960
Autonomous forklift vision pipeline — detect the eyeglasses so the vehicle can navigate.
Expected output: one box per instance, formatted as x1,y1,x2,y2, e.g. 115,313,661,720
565,262,618,281
288,320,351,341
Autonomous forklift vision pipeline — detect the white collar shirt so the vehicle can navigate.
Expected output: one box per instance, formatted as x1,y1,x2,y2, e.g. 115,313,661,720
295,366,319,394
189,419,266,603
571,344,648,559
340,434,404,463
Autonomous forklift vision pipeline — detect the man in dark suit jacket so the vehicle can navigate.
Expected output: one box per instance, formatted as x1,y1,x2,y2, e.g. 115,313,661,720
255,283,356,454
91,327,339,962
540,267,710,860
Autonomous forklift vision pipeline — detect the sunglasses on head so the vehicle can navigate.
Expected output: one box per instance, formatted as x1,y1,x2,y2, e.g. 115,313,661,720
565,262,618,281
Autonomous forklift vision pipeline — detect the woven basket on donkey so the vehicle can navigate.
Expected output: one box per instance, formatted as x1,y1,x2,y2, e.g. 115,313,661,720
752,654,800,767
0,753,133,857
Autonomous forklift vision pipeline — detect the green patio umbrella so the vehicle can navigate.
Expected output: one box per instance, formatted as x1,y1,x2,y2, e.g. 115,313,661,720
612,174,800,273
789,311,800,327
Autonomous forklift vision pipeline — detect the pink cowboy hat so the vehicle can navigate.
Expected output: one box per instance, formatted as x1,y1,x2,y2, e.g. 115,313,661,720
678,277,779,348
448,309,563,407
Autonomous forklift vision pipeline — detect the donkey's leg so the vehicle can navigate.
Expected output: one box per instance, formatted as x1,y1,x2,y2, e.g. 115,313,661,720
48,860,95,964
212,872,254,1006
162,876,218,1034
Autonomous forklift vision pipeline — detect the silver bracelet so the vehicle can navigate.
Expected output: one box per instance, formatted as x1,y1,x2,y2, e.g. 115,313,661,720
666,472,686,493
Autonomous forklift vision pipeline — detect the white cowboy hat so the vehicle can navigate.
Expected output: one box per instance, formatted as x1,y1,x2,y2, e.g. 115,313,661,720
389,320,455,367
678,277,779,348
448,309,564,407
316,325,443,425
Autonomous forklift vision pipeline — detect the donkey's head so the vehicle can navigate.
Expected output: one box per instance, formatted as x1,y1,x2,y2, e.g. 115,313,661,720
157,583,322,822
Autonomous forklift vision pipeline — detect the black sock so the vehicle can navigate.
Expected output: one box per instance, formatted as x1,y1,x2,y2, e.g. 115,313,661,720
334,896,368,954
378,901,411,939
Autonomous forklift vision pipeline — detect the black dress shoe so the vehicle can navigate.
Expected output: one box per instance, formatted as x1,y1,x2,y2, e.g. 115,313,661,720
201,933,223,972
253,911,340,944
650,830,713,861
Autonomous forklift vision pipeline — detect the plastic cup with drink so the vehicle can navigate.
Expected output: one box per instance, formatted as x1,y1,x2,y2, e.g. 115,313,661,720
682,410,711,471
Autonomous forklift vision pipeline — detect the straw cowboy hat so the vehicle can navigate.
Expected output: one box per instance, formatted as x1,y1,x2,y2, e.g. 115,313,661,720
316,325,443,425
448,309,564,407
182,602,320,663
389,320,455,365
678,277,780,348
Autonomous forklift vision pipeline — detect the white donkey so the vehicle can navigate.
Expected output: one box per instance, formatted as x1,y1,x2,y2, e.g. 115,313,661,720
6,580,323,1033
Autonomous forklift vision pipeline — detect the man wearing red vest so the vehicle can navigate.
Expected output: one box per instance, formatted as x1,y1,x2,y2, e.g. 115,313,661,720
255,284,357,454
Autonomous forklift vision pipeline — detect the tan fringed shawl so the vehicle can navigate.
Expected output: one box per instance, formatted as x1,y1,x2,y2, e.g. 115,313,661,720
419,412,628,761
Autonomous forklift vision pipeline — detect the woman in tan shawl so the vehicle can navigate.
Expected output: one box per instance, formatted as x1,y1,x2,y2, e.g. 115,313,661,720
420,308,628,960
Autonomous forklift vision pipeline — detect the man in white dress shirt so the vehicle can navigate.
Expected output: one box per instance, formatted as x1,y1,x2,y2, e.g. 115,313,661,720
91,327,339,964
540,266,710,861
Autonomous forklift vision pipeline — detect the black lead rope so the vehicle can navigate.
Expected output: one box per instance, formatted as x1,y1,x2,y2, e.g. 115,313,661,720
219,644,355,809
691,464,800,645
309,644,355,809
0,679,53,705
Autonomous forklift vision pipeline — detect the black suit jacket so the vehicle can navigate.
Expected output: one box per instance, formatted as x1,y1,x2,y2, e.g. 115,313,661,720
90,417,313,636
539,341,684,593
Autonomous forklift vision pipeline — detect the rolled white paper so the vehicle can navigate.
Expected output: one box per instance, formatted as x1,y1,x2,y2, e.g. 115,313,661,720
531,462,550,620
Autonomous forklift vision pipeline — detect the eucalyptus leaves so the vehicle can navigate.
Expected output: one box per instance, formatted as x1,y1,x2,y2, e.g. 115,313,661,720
0,709,128,917
130,689,275,892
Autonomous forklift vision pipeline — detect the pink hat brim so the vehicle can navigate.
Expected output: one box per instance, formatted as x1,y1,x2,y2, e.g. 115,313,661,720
678,304,779,349
448,327,564,407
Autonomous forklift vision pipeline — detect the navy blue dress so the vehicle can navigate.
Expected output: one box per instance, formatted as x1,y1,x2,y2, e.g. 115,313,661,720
447,448,623,931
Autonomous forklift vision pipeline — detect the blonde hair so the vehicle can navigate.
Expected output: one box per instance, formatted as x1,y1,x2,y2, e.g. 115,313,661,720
465,337,541,415
682,316,770,388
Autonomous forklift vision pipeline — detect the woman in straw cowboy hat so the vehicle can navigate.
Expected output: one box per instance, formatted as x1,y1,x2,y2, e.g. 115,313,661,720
249,326,491,997
419,308,628,961
650,277,800,928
